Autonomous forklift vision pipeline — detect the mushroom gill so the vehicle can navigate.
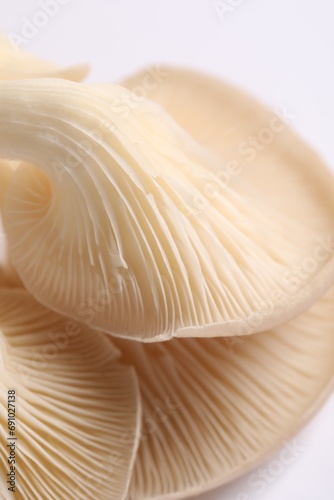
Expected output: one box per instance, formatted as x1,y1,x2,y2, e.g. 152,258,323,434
0,78,334,341
113,284,334,499
122,66,334,267
0,288,141,500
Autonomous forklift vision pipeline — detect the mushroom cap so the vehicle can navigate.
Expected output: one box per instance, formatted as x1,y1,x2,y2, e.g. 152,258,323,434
113,284,334,499
0,288,141,500
0,33,88,81
0,78,334,340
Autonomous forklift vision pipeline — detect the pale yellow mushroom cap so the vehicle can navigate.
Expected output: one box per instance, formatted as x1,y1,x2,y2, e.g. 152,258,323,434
0,77,334,340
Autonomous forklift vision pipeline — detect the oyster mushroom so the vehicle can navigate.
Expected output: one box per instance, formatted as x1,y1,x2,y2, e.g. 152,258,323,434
0,79,334,341
0,33,88,81
0,287,141,500
113,284,334,499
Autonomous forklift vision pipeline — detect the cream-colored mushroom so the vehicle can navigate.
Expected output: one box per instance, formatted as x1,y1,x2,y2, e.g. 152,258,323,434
0,287,141,500
113,284,334,499
1,79,334,341
0,33,88,81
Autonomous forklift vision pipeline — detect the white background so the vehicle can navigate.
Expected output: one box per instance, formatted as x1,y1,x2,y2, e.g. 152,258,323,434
1,1,334,499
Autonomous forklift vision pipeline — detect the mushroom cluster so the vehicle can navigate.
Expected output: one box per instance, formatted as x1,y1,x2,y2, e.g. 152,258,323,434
0,36,334,500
